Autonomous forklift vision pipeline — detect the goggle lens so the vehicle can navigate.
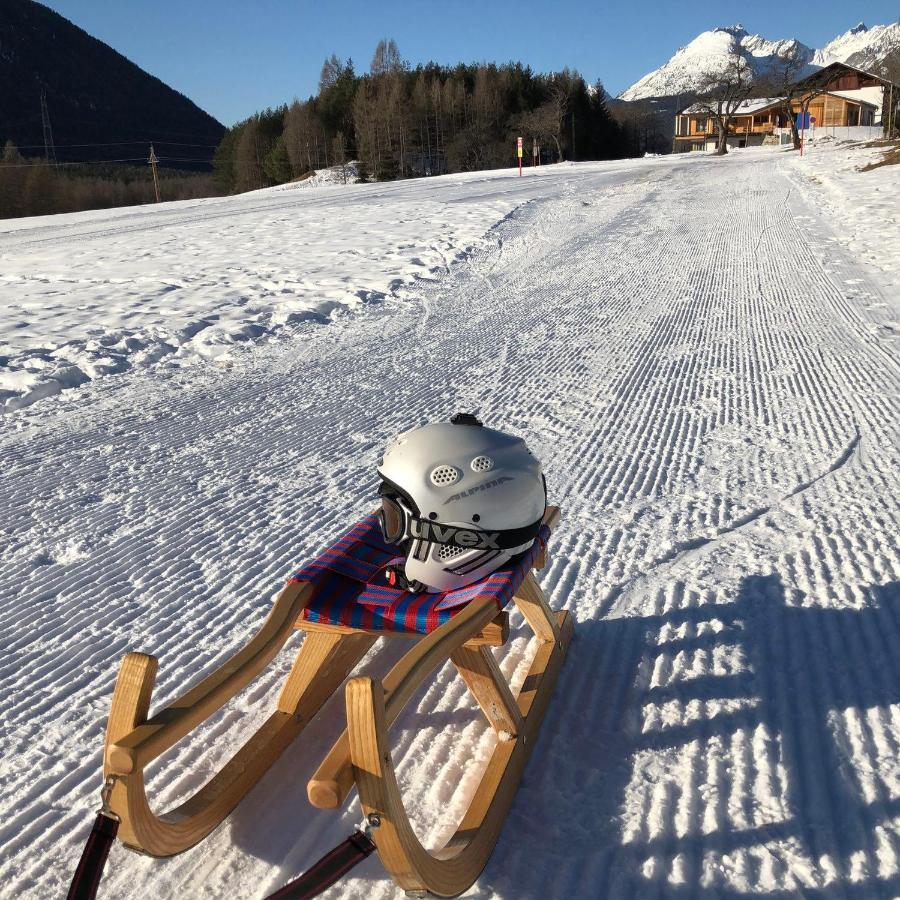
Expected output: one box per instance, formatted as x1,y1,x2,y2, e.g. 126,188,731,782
379,496,405,544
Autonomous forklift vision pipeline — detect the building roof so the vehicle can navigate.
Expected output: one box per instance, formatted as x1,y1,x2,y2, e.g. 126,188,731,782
793,60,899,91
679,96,785,116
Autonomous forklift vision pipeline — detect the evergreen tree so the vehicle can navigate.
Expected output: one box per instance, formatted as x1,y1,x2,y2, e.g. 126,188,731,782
263,136,292,184
210,41,635,194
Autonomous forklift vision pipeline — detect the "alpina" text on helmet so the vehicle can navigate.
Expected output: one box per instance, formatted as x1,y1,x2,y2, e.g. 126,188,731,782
443,476,513,505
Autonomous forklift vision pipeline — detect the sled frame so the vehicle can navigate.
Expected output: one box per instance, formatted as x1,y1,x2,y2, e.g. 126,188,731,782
100,506,570,895
308,508,572,897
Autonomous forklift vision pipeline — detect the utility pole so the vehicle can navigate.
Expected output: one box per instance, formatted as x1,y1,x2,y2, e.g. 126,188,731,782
40,90,57,167
889,83,895,137
148,144,161,202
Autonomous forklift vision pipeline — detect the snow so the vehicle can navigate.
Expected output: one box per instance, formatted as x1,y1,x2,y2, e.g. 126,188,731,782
1,146,899,899
814,21,900,70
787,139,900,301
620,21,899,102
263,160,362,191
681,96,784,115
0,164,521,412
619,26,814,102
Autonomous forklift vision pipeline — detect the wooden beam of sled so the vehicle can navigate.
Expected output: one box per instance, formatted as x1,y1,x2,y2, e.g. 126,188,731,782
102,581,377,857
348,609,573,897
298,610,510,647
107,581,314,775
308,596,500,809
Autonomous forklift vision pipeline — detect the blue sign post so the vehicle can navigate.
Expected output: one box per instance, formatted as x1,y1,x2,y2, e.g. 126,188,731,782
796,111,810,156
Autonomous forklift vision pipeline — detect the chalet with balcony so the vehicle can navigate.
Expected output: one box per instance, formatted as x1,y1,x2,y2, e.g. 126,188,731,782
673,61,896,152
673,97,790,153
792,61,897,125
674,89,879,153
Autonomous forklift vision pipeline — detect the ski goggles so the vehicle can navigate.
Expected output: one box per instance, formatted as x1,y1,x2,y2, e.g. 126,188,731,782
378,487,543,552
378,492,414,545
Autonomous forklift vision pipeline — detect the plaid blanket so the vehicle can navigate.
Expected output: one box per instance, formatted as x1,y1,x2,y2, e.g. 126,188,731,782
290,513,550,635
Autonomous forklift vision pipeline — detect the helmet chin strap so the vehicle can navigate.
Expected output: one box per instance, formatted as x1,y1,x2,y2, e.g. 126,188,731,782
384,563,427,593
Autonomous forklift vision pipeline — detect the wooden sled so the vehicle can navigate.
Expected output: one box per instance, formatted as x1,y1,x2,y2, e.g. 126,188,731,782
101,506,572,897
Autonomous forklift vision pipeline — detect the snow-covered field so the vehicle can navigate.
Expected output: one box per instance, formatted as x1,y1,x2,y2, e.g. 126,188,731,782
1,145,898,899
788,139,900,299
0,163,536,412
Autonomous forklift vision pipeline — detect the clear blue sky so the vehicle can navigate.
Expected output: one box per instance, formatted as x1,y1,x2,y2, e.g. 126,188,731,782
41,0,898,127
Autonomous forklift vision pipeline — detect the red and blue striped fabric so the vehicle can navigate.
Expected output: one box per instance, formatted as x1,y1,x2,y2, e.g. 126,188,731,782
290,513,550,635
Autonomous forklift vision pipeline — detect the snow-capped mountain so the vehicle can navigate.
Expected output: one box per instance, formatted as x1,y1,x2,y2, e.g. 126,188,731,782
814,21,900,70
619,21,899,101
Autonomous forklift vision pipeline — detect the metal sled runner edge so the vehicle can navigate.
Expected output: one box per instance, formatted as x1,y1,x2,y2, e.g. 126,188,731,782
99,505,571,897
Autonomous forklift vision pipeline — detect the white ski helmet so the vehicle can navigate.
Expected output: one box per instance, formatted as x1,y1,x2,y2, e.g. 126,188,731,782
377,413,546,592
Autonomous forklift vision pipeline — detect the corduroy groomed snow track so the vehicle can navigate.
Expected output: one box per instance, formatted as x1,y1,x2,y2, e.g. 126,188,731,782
1,152,898,899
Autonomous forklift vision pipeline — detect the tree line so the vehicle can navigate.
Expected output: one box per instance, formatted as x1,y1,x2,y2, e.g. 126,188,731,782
0,142,220,219
214,40,636,193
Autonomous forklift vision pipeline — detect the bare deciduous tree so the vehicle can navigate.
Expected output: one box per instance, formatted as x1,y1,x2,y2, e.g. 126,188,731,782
757,50,828,150
284,101,319,176
516,101,564,162
319,54,343,93
370,39,404,76
332,131,348,183
547,84,569,161
515,79,570,163
693,51,756,155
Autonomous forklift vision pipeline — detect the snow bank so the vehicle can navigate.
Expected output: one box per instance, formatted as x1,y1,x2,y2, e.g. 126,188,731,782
788,140,900,298
265,161,362,191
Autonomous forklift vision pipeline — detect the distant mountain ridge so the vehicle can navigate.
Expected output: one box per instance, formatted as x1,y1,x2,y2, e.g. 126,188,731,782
813,22,900,70
0,0,224,166
619,22,900,101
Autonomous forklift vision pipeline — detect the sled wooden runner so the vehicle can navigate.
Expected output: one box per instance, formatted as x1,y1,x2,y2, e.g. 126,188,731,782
337,591,571,896
100,505,571,896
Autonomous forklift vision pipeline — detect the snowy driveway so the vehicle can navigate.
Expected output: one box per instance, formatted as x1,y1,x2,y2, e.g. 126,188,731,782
1,152,898,898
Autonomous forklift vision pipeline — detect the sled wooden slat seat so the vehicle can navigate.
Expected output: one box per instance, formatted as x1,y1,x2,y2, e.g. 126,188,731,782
288,511,553,636
100,503,570,897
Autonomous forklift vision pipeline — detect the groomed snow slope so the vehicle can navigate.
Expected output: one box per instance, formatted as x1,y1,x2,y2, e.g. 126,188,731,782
1,150,899,899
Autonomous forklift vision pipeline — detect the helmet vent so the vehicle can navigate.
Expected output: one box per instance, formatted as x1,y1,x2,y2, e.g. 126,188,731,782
470,455,494,473
430,465,460,486
437,544,467,561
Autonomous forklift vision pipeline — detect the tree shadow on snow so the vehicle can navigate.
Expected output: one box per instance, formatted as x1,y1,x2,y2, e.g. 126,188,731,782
478,575,900,899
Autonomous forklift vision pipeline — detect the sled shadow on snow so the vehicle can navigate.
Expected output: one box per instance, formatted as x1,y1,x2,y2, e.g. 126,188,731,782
480,575,900,900
220,575,900,899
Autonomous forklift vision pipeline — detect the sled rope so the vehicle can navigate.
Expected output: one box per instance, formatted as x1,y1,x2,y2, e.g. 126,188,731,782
67,780,120,900
265,815,379,899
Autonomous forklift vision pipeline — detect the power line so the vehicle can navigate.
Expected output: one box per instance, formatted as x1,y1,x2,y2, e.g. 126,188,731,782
2,119,223,141
1,153,218,168
0,157,157,167
156,155,218,162
7,139,220,150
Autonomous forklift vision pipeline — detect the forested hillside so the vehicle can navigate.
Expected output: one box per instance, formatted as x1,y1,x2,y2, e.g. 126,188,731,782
214,40,636,192
0,0,224,164
0,0,226,218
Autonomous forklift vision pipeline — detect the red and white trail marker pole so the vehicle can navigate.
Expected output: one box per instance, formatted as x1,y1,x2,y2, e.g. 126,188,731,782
517,136,523,176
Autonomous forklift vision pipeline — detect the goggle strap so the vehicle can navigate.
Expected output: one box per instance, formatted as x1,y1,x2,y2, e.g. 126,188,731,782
404,514,544,551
